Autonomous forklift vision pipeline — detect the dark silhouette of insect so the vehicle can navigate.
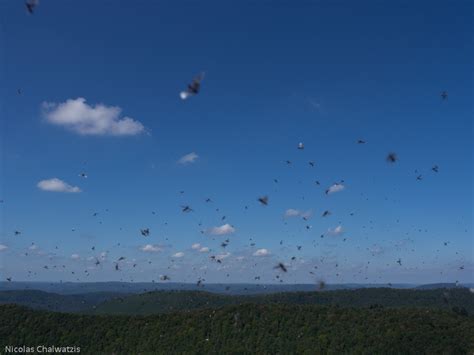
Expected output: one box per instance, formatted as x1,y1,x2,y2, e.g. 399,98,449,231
386,153,398,163
258,196,269,206
274,263,287,272
181,205,193,213
25,0,38,14
180,72,205,100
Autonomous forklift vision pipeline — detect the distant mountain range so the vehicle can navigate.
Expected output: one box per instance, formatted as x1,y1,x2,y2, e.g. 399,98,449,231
0,290,126,313
1,285,473,315
3,281,470,295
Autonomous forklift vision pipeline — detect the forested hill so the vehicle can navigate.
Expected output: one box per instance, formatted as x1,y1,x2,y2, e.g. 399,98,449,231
1,303,473,354
0,290,126,313
91,287,474,315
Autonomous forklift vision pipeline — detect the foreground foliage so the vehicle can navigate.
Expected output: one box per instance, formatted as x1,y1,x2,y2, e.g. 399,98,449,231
1,303,473,354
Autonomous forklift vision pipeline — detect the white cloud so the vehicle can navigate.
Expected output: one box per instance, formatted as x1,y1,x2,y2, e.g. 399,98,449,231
208,224,235,235
253,248,270,257
199,247,210,253
284,209,301,217
28,244,38,250
178,152,199,165
191,243,201,250
140,244,162,252
0,244,8,251
173,252,185,258
326,183,345,195
71,253,80,260
42,97,145,136
215,252,230,260
284,209,312,219
327,225,344,236
37,178,81,193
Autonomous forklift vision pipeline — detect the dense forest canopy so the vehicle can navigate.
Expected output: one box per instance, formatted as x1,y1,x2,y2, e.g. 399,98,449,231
1,303,473,354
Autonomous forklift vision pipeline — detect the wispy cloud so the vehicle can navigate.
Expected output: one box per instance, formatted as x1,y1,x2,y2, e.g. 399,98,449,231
284,209,312,219
178,152,199,165
71,254,80,260
208,224,235,235
140,244,162,252
0,244,8,252
284,209,301,217
37,178,81,193
215,252,230,261
199,247,210,253
369,245,384,255
42,97,145,136
191,243,201,250
172,252,185,258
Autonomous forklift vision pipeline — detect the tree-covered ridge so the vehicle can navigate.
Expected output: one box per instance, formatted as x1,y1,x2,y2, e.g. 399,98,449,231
0,290,127,313
91,287,474,315
1,303,473,354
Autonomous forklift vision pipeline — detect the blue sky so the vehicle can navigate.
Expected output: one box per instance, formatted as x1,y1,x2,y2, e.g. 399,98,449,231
0,0,472,284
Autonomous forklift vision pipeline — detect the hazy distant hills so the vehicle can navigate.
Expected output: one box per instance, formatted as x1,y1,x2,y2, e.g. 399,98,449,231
0,290,128,313
2,303,473,354
1,286,473,315
91,288,474,315
1,281,461,295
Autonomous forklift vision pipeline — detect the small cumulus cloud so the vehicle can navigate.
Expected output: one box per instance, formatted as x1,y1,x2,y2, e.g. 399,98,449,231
42,97,145,136
140,244,162,252
253,248,270,257
326,183,345,195
178,152,199,165
173,252,185,258
208,224,235,235
0,244,8,252
199,247,210,253
71,254,80,260
191,243,201,250
327,225,344,236
37,178,81,193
